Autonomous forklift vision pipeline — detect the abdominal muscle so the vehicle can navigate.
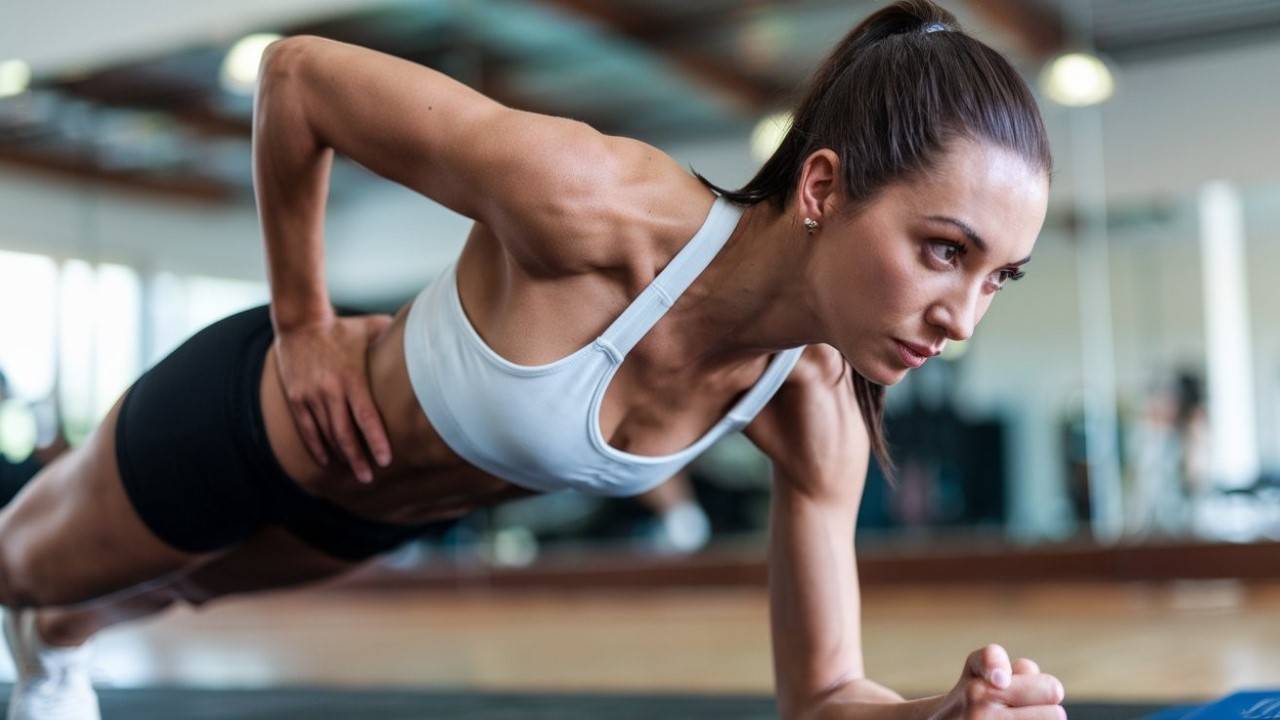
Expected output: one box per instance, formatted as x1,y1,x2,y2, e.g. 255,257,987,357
259,301,540,526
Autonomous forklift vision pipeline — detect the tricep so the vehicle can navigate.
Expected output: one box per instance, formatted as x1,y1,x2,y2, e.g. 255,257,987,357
257,35,637,261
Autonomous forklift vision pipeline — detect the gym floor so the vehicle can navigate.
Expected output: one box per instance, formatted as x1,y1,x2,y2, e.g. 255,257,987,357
5,579,1273,701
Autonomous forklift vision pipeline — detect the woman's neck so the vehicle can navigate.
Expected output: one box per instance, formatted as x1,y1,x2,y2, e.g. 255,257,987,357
665,199,826,369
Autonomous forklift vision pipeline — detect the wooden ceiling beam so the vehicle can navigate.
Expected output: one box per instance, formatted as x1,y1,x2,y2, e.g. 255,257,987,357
168,106,252,139
54,71,252,141
535,0,784,114
0,144,236,203
963,0,1066,60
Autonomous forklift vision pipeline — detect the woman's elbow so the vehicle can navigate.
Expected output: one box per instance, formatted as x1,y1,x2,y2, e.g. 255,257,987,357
258,36,309,86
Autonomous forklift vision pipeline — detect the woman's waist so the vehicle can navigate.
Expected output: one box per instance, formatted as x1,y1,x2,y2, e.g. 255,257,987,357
259,321,538,525
287,460,538,525
263,382,538,524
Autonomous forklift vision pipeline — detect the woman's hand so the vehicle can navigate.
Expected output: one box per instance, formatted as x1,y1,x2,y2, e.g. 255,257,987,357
273,313,394,483
930,644,1066,720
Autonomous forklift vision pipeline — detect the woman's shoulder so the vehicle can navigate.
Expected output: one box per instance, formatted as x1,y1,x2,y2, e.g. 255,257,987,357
491,134,714,279
746,346,844,435
743,345,870,481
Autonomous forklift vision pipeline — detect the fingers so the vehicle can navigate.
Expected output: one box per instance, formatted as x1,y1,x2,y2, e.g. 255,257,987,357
312,397,336,463
291,398,329,466
1004,705,1067,720
1013,658,1040,675
347,380,392,469
276,317,393,483
960,647,1064,720
1005,673,1064,706
365,314,394,338
968,644,1013,689
968,672,1065,708
293,384,384,483
327,396,374,483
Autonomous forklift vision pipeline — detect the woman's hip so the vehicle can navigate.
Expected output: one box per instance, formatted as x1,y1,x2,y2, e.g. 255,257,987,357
116,305,450,562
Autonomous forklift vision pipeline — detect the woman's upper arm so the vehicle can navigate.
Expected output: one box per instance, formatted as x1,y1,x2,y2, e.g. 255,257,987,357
745,345,870,502
260,35,632,253
742,346,874,717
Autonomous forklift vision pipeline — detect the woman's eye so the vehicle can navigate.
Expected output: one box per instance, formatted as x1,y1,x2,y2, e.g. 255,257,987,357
989,268,1025,291
928,240,961,264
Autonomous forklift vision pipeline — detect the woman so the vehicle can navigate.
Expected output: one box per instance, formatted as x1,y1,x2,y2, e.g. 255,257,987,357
0,2,1064,719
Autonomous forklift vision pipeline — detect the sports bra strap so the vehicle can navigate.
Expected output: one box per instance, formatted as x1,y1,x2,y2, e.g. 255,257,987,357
597,196,744,361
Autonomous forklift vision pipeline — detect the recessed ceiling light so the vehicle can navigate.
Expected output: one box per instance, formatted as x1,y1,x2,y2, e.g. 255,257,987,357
750,111,793,163
0,59,32,99
220,33,283,96
1040,52,1115,107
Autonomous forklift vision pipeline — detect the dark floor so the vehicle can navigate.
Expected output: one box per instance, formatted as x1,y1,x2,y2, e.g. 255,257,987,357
0,685,1179,720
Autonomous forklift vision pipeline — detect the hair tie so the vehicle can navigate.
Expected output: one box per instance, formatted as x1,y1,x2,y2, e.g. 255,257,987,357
923,21,947,33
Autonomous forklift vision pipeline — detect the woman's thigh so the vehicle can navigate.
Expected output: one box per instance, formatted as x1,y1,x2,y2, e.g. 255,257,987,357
33,513,363,646
0,393,209,608
174,524,361,604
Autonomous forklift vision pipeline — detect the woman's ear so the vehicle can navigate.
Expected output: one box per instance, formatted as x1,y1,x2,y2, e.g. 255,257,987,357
795,148,842,228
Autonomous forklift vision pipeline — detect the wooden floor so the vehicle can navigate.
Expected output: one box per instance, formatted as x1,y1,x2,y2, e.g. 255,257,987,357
3,579,1275,701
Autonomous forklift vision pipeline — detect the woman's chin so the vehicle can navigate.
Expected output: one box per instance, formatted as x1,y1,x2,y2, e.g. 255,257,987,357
878,368,910,386
849,358,906,387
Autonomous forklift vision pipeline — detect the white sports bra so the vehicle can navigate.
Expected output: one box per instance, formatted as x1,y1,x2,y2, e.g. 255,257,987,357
403,195,805,497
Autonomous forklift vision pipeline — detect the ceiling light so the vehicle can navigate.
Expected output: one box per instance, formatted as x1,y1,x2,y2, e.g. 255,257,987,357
1040,52,1114,107
750,111,792,162
0,59,32,99
220,33,283,96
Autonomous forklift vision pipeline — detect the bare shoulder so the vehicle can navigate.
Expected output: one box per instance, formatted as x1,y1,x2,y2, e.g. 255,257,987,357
412,107,709,276
262,37,706,280
490,124,711,277
742,344,871,497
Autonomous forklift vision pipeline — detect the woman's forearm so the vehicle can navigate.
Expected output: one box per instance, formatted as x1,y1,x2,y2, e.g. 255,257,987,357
805,682,945,720
252,37,336,333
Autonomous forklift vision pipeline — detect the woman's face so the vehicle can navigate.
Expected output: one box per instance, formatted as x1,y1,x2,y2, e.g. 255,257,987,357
811,138,1049,386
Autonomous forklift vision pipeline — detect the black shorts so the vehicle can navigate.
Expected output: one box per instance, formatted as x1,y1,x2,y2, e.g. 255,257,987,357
114,305,454,562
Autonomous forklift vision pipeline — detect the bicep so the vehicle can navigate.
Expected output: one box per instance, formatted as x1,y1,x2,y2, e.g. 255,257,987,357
261,36,617,237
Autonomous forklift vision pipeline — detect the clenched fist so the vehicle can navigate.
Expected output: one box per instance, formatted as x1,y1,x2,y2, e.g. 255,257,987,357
930,644,1066,720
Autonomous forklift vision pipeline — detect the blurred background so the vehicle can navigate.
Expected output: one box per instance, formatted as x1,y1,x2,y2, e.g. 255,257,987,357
1,0,1278,706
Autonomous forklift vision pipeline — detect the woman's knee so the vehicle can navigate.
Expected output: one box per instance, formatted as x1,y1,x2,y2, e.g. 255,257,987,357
0,515,74,607
0,528,129,609
0,551,18,607
0,540,45,608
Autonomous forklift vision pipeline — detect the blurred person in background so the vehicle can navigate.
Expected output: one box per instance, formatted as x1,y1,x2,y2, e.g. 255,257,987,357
633,470,711,554
382,469,710,569
1172,372,1212,508
0,3,1067,719
1125,369,1210,538
0,369,69,509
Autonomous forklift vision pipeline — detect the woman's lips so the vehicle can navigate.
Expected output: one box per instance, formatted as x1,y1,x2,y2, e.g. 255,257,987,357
894,339,930,368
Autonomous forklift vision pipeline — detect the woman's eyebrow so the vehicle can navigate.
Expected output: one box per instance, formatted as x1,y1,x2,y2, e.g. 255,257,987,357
924,214,1032,267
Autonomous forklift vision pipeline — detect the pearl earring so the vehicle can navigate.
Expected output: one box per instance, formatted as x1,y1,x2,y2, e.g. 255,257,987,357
803,217,819,234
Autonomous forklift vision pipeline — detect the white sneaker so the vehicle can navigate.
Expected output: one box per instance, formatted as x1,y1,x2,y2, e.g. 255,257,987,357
654,501,711,555
3,609,100,720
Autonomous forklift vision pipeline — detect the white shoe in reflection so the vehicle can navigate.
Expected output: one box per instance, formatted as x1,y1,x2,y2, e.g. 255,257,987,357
3,609,100,720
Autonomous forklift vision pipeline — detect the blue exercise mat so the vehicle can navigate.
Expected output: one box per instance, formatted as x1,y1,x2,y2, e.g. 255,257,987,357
1142,690,1280,720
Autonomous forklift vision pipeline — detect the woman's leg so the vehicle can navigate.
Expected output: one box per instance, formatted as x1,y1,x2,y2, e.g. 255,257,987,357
0,393,210,612
0,391,226,720
34,525,360,648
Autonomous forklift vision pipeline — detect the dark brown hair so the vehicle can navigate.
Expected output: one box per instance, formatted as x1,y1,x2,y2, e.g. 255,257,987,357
698,0,1053,480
